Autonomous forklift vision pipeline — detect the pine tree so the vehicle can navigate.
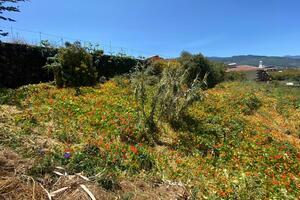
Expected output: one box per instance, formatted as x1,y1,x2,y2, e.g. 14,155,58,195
0,0,26,36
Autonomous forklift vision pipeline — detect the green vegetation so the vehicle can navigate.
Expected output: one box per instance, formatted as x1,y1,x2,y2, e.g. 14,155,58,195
224,71,247,81
178,51,225,88
209,55,300,68
1,78,299,198
0,42,140,88
270,69,300,82
1,42,300,198
45,42,97,88
147,52,226,88
131,62,207,144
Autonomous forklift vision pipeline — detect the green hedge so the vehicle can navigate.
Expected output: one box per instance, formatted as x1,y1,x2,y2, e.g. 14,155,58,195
0,42,57,88
93,54,139,78
0,43,140,88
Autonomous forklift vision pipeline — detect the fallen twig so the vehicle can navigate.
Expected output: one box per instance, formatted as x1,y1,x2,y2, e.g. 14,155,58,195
39,183,51,200
80,184,96,200
76,173,90,181
53,171,64,176
50,187,69,197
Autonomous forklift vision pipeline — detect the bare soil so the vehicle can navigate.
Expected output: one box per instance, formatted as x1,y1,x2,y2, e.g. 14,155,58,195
0,148,190,200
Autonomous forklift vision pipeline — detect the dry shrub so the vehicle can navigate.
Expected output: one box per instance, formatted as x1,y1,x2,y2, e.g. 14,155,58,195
0,176,48,200
131,62,207,144
50,175,114,200
0,148,31,177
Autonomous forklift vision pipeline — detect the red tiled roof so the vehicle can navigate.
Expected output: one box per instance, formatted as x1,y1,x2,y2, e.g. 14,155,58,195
226,65,259,72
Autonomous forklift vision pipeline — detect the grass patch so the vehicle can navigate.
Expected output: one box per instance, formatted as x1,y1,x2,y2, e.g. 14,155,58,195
0,81,299,198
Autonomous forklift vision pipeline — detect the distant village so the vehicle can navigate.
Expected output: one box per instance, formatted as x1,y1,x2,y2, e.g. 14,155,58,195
227,61,299,85
226,61,278,72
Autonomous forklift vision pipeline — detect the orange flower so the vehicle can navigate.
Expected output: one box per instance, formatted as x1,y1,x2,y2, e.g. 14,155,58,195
271,179,280,185
219,191,227,197
176,159,182,164
281,174,287,179
245,172,252,177
130,145,138,154
274,155,282,160
49,99,54,105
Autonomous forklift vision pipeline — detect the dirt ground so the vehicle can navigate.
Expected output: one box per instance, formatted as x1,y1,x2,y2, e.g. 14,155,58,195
0,148,190,200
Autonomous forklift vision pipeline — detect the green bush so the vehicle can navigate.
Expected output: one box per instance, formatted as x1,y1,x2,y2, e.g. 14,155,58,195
224,72,247,81
131,63,206,144
146,60,181,76
93,53,138,78
96,172,120,191
178,51,225,88
45,42,97,88
240,94,262,115
269,69,300,82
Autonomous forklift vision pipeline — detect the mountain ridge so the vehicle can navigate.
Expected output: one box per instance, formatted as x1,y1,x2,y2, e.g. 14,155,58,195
208,55,300,67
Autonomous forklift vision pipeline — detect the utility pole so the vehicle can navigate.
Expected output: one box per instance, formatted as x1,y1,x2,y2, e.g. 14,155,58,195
39,32,42,44
110,40,112,55
10,26,13,39
61,38,64,47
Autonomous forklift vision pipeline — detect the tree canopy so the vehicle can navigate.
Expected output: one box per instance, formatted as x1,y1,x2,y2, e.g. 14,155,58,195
0,0,26,36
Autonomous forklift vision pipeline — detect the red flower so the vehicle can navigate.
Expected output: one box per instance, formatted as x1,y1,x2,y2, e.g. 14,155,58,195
281,174,287,179
274,155,282,160
272,179,280,185
130,145,138,154
49,99,54,105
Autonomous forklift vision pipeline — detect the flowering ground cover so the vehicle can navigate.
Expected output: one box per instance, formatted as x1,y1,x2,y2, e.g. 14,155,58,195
0,80,299,199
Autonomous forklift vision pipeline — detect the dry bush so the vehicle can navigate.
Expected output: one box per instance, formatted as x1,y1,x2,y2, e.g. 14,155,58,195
131,62,207,144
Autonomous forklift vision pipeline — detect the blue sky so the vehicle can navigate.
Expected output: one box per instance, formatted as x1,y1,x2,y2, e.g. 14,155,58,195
1,0,300,57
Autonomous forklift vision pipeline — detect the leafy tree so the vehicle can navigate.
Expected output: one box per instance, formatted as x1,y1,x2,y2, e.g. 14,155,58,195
178,51,225,88
45,41,97,89
0,0,26,36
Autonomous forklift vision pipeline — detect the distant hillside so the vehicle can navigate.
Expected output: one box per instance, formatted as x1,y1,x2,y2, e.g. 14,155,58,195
285,55,300,59
208,55,300,67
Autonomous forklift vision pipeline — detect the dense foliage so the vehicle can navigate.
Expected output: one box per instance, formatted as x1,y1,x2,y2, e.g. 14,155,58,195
93,53,139,78
0,42,140,88
270,69,300,82
178,51,225,88
224,71,247,81
1,80,299,199
45,42,97,88
0,42,56,88
146,52,225,88
131,63,207,144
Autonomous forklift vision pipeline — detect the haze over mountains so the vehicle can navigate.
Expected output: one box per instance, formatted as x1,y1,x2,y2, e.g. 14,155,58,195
208,55,300,68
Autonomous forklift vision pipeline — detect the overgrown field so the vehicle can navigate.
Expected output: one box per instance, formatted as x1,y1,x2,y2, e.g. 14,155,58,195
1,80,300,199
270,69,300,82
